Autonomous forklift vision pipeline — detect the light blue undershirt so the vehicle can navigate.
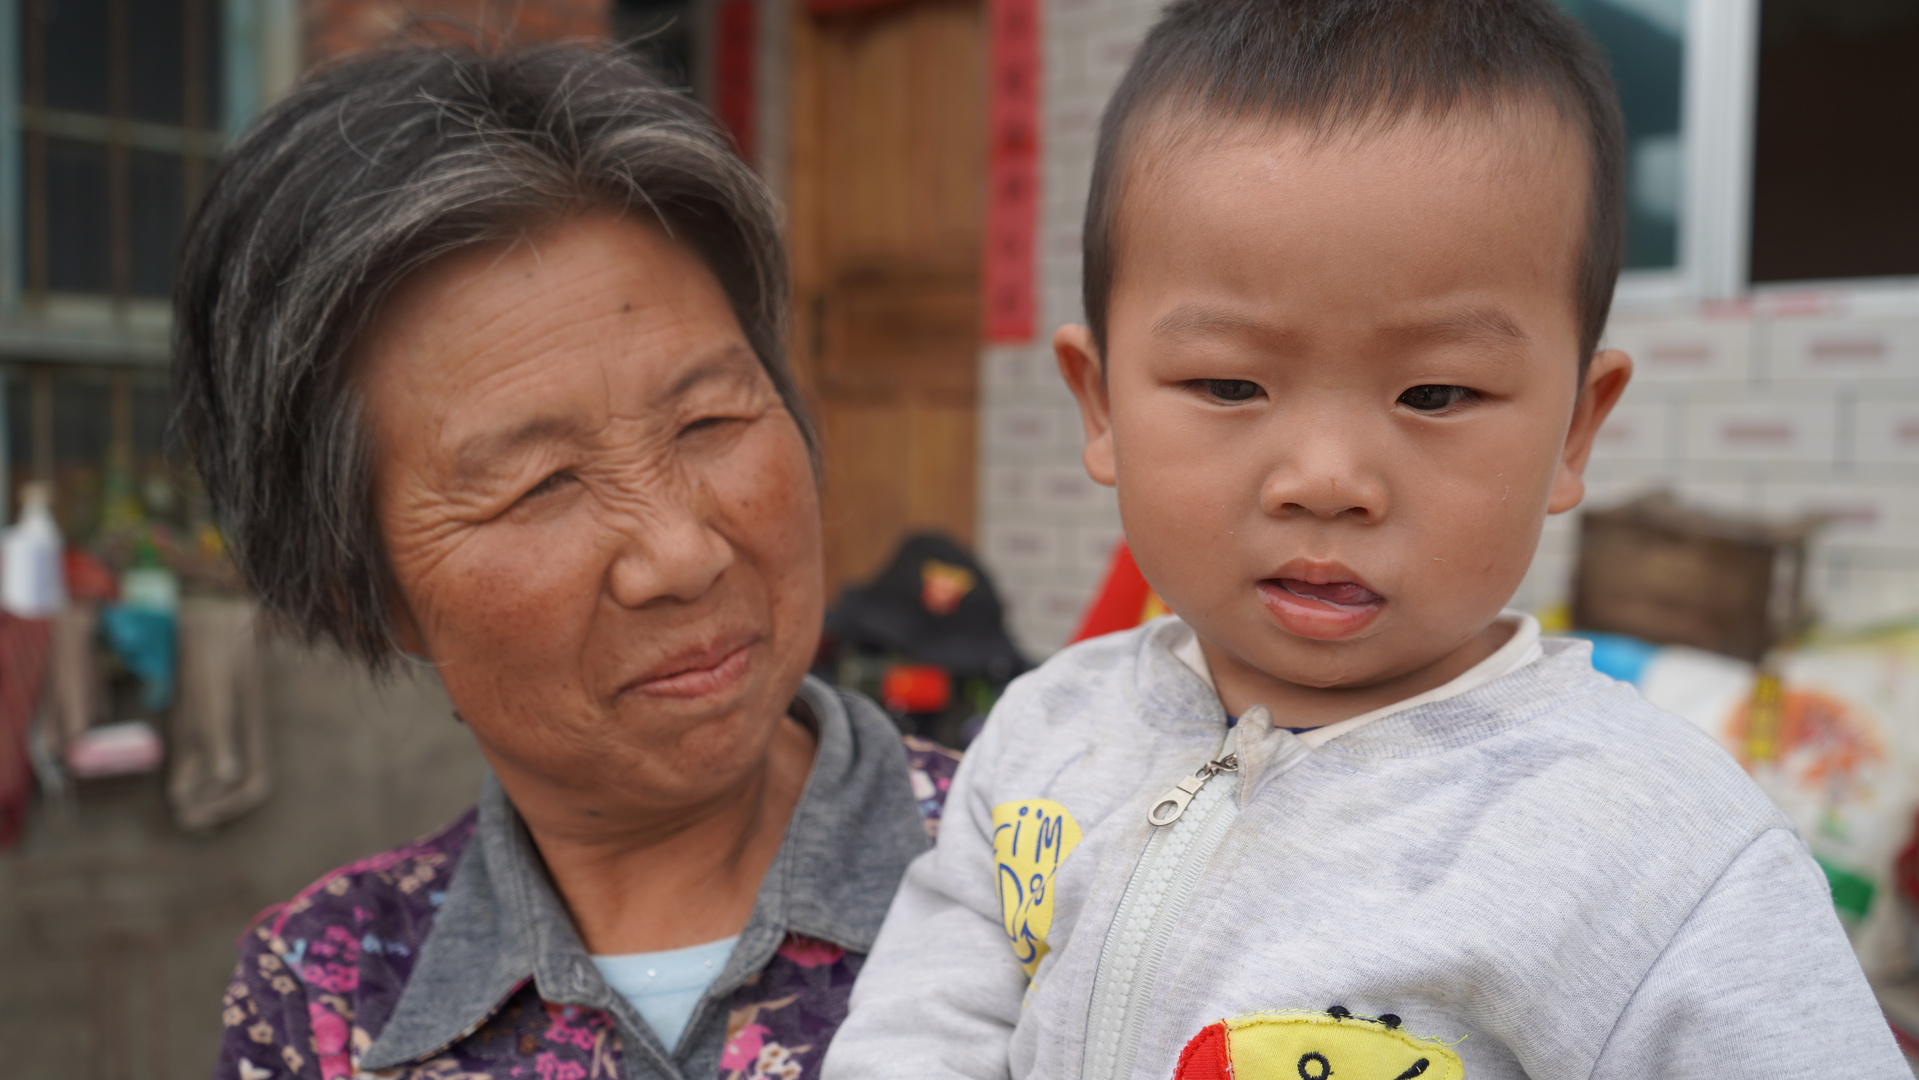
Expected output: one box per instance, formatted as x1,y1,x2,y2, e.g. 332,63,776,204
591,935,739,1053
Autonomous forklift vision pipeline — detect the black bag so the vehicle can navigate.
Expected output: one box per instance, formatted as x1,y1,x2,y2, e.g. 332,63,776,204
824,531,1027,684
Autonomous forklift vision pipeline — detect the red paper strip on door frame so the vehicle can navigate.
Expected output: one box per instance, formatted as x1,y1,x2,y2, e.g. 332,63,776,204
984,0,1040,343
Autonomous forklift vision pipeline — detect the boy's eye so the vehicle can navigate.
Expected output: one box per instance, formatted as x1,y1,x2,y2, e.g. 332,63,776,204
1398,384,1473,412
1203,379,1261,403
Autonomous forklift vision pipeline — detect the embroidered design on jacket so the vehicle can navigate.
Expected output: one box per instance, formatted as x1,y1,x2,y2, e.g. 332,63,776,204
1174,1007,1465,1080
990,798,1082,975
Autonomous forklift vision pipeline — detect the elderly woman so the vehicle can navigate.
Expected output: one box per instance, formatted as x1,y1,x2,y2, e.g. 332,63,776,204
186,45,957,1080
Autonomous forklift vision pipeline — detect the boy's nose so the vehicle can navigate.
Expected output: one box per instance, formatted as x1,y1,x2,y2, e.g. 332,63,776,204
1257,440,1387,523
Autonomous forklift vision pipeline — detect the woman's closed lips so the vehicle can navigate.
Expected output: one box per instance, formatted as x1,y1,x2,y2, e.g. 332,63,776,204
620,631,760,700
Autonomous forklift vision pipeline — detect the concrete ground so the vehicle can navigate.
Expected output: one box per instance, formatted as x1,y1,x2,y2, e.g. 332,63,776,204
0,639,486,1080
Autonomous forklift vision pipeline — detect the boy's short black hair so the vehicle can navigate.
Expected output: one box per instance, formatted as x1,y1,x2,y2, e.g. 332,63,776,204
1084,0,1626,370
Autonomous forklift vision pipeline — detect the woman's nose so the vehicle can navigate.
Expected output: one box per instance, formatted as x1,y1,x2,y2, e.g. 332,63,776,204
1256,429,1389,523
604,487,735,608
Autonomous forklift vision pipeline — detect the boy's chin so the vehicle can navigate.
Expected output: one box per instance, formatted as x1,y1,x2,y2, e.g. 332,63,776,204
1211,618,1465,694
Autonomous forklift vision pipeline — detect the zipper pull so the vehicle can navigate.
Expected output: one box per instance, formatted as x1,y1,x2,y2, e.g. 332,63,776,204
1147,754,1239,826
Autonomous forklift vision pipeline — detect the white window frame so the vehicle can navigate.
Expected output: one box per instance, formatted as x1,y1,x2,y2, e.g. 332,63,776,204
1616,0,1919,314
1612,0,1754,308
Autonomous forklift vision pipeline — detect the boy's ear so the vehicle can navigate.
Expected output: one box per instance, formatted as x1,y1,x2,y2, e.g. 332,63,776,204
1055,323,1118,487
1548,348,1633,514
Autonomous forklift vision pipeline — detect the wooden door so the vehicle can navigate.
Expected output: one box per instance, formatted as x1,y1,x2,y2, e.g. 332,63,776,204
788,0,985,597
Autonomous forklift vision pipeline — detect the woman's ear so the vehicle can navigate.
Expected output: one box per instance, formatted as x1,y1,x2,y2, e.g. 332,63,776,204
1549,347,1633,514
1055,324,1117,487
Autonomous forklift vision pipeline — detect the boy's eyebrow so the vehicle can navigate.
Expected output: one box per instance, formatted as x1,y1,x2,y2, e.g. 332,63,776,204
1381,305,1530,346
1148,302,1531,351
1148,303,1306,346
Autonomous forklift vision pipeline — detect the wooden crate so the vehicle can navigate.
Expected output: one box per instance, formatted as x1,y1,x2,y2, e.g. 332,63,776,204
1571,492,1823,662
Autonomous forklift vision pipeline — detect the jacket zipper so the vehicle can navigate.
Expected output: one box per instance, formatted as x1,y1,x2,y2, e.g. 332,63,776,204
1081,730,1241,1080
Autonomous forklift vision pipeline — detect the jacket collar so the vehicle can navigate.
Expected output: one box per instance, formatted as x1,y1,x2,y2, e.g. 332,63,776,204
1127,621,1612,817
1321,635,1607,757
1132,617,1235,736
1131,616,1610,772
360,675,928,1074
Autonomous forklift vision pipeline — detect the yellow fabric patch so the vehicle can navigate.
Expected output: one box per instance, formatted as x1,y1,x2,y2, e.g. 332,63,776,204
1222,1011,1465,1080
990,799,1082,975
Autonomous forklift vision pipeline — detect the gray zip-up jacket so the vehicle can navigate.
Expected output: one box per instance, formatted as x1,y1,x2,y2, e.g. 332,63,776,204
823,618,1908,1080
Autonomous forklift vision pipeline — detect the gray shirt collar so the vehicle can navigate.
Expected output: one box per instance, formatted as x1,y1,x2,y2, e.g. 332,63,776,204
361,675,928,1078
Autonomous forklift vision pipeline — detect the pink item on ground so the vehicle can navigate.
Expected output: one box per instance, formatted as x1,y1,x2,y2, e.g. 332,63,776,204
65,720,164,778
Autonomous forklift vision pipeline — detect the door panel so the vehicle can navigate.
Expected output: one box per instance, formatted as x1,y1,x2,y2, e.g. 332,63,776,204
790,0,985,596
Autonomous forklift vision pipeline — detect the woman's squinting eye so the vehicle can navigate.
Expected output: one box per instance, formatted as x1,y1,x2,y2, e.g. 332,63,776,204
521,470,575,500
1203,379,1261,403
681,415,732,437
1398,384,1475,412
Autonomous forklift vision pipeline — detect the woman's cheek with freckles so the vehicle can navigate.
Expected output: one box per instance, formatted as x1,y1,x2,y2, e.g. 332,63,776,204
412,518,604,655
718,425,820,551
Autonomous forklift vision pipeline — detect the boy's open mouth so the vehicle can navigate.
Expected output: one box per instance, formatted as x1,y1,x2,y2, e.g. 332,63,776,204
1257,573,1385,639
1275,578,1382,609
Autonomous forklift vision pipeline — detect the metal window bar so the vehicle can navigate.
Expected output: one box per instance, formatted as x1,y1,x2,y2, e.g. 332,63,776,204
19,0,223,313
108,0,128,309
22,0,42,311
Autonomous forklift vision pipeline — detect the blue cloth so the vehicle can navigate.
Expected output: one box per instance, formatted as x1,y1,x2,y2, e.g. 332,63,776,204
1574,630,1662,685
592,935,739,1052
99,604,175,711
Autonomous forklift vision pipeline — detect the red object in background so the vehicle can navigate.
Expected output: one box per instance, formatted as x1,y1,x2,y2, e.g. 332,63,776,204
715,0,758,161
883,664,952,714
0,613,52,847
1894,810,1919,905
807,0,913,13
983,0,1040,343
1070,540,1169,644
63,548,118,603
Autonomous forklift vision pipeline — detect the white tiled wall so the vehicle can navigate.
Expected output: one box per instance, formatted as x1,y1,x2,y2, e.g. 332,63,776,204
1511,298,1919,633
975,1,1919,657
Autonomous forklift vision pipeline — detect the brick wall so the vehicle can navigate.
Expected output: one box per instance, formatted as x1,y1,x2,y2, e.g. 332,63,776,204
978,1,1919,656
305,0,609,60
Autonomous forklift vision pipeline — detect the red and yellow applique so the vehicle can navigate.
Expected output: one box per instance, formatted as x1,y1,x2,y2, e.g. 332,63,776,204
1174,1008,1464,1080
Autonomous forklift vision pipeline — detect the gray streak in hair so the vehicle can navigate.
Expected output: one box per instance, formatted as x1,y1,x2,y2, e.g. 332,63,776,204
173,43,810,670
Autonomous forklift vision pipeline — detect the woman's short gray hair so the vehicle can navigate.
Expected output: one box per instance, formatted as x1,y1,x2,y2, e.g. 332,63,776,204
174,43,810,670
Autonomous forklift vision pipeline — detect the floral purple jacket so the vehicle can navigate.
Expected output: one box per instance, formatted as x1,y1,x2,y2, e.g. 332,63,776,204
214,678,960,1080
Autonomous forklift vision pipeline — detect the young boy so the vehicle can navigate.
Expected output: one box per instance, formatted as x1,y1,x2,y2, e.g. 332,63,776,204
822,0,1908,1077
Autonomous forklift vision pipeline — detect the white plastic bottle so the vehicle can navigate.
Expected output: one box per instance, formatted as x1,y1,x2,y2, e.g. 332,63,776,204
3,482,68,617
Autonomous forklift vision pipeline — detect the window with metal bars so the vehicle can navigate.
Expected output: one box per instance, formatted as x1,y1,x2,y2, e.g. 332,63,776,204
20,0,224,305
